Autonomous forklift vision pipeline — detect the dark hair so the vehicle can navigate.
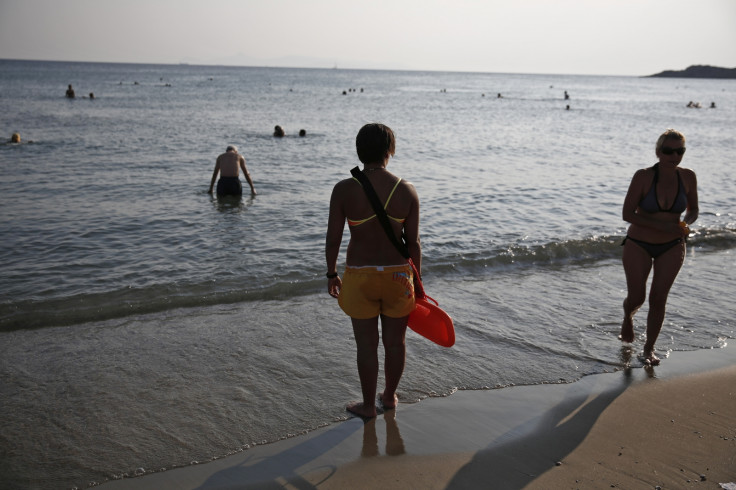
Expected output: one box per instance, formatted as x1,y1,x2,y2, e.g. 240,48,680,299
355,123,395,164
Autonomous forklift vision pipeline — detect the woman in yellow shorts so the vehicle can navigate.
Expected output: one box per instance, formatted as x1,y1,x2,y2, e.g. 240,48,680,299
325,123,421,418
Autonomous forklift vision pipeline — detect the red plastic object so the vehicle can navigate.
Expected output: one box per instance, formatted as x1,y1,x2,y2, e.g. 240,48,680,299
408,295,455,347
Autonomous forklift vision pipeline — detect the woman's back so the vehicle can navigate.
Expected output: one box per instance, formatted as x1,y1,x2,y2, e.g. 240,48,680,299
336,169,418,267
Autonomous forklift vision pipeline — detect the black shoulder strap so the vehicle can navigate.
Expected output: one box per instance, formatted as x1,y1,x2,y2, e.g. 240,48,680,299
350,166,410,259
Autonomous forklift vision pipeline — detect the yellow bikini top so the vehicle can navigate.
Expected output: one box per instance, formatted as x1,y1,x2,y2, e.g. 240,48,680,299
347,178,406,226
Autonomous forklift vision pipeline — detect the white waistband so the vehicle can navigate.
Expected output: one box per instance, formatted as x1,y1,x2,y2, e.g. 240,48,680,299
345,263,409,272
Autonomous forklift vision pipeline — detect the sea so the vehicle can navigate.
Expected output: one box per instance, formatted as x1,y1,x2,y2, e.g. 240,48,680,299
1,59,734,489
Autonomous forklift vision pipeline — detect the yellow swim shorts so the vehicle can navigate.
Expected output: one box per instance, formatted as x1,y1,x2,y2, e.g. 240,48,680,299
338,264,415,319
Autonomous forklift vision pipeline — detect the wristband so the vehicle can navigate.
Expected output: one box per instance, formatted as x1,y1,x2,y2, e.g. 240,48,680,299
326,272,338,279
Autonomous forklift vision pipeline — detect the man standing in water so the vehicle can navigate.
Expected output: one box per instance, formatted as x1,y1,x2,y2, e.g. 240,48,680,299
208,145,257,196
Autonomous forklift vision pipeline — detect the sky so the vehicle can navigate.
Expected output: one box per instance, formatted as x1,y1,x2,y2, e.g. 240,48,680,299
1,0,734,76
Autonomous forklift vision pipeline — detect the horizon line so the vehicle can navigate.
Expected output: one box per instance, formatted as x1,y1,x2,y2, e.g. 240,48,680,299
0,57,650,78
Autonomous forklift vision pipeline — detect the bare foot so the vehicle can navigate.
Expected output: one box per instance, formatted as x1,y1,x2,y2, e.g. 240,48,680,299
619,316,635,343
380,392,398,410
641,351,660,366
347,402,377,418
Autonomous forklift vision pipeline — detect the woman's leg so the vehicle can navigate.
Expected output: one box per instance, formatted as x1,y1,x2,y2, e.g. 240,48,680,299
621,239,653,342
348,316,380,418
379,314,408,409
644,241,686,362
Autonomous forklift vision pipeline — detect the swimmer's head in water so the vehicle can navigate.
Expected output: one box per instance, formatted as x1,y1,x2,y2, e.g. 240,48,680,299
11,132,21,143
226,145,238,153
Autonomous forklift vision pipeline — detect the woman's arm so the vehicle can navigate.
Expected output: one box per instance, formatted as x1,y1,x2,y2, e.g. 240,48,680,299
325,183,346,297
402,182,421,277
682,169,699,225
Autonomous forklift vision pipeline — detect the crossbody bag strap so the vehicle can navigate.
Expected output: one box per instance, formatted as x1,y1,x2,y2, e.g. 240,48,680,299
350,166,410,259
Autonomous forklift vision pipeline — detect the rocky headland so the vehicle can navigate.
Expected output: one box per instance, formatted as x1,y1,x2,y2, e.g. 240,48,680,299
647,65,736,79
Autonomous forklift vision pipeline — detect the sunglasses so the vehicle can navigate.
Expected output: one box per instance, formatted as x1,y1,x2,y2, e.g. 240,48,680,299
660,146,686,156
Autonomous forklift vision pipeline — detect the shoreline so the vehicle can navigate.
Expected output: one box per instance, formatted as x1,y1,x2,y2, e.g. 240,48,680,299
101,346,736,489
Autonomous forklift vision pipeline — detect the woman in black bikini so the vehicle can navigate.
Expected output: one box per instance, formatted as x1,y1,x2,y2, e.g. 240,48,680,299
620,129,698,365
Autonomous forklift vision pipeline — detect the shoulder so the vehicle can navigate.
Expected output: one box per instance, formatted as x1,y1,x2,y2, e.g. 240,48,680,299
678,167,697,187
625,168,653,196
631,167,653,184
397,178,418,197
386,176,419,207
678,166,696,180
332,177,359,194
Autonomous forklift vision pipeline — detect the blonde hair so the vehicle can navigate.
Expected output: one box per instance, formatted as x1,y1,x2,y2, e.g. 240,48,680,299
656,129,685,150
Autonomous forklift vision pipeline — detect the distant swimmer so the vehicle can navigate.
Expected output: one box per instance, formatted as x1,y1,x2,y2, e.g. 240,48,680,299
66,84,75,98
208,145,257,196
6,132,33,144
273,125,285,137
497,93,503,98
564,90,570,100
566,105,570,110
299,129,306,137
89,93,95,99
710,102,716,109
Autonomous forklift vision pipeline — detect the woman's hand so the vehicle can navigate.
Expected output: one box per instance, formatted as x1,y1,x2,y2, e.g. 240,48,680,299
328,276,342,298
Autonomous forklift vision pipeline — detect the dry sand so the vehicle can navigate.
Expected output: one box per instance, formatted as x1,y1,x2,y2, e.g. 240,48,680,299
101,348,735,489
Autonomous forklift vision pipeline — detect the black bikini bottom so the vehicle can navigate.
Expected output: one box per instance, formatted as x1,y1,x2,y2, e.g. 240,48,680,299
622,236,684,259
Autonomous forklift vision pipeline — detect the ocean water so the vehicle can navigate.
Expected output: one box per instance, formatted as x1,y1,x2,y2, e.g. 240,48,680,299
1,59,734,489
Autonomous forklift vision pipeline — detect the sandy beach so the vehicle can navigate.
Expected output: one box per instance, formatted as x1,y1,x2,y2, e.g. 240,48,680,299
99,347,735,490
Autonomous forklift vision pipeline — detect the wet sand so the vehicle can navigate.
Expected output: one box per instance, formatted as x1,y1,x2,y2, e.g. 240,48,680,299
100,347,736,489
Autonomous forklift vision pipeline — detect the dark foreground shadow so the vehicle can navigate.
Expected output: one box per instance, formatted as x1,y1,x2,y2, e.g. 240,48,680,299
194,419,361,490
446,372,635,490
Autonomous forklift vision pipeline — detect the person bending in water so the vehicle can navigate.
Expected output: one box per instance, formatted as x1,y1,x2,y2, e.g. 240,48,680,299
208,145,257,196
325,123,421,418
620,129,698,365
